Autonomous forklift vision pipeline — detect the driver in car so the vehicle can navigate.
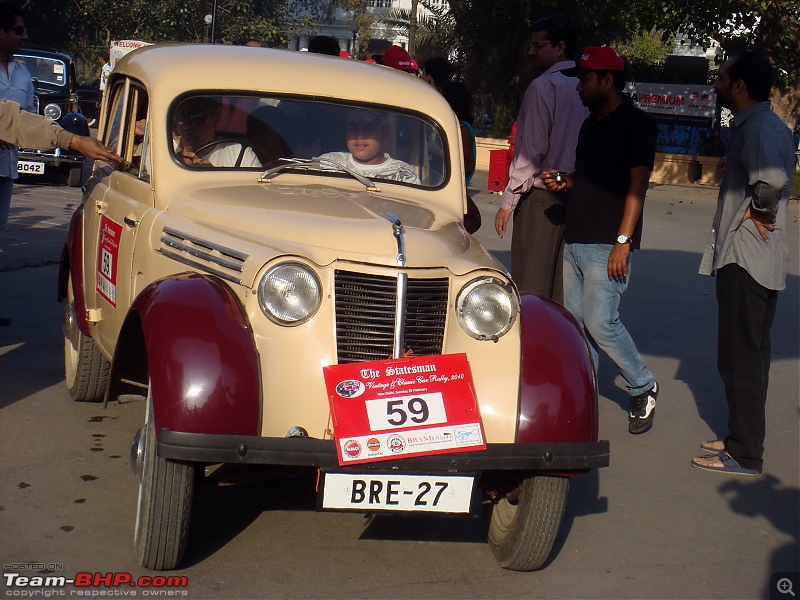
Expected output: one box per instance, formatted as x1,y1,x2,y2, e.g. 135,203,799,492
319,109,419,184
174,96,261,168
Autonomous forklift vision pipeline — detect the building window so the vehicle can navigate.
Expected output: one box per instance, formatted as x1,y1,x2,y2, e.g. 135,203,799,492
368,0,393,7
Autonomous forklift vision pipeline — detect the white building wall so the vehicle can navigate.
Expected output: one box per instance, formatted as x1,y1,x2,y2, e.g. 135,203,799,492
291,0,449,55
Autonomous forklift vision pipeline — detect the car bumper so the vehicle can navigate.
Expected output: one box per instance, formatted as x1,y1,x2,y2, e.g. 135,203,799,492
158,430,610,472
18,149,84,165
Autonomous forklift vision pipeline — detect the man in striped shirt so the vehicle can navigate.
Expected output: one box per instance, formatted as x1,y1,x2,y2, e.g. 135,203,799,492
494,15,588,304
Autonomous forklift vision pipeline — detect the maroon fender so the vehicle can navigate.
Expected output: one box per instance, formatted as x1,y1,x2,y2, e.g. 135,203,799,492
58,206,91,336
516,293,598,444
122,274,261,436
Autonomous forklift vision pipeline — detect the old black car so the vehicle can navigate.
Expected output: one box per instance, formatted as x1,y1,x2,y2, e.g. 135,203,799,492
15,47,87,186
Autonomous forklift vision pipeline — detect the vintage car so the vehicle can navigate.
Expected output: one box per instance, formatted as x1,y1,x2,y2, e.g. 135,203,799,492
77,77,100,128
15,47,87,186
59,44,609,572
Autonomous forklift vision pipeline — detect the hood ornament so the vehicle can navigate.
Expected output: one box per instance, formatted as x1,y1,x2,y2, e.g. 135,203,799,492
386,212,406,267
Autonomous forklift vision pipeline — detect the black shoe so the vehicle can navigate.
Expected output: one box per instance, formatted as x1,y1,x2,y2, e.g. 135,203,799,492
0,317,10,326
628,381,658,434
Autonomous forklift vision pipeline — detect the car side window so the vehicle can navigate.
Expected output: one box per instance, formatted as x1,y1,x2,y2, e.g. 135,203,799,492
101,79,150,181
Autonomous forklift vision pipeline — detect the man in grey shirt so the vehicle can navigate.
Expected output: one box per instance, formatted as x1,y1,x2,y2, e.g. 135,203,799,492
693,52,794,476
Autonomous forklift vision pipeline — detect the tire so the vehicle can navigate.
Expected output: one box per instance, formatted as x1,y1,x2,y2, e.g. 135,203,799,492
134,392,195,571
67,165,82,187
487,475,569,571
63,277,110,402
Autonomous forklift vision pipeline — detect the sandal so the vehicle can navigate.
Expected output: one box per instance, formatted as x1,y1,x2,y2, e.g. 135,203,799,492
699,439,725,454
691,451,760,476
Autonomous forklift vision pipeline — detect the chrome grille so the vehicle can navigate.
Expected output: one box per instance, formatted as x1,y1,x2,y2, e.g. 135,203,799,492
334,270,449,363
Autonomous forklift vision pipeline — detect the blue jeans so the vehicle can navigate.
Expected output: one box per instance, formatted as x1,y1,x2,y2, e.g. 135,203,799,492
563,242,654,396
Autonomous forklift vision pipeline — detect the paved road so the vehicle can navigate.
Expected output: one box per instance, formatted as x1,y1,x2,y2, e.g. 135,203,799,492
1,172,798,599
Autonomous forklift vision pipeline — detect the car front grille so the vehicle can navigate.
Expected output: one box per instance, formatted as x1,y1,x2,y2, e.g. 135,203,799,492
334,270,449,364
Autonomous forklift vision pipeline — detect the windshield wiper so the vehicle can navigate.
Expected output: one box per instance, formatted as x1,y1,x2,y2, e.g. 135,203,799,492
258,157,379,192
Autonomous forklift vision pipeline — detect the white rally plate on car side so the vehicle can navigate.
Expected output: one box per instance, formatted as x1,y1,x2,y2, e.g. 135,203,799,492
321,472,475,514
17,161,45,175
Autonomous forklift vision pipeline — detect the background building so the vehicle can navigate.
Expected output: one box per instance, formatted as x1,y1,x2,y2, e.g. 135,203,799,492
290,0,448,56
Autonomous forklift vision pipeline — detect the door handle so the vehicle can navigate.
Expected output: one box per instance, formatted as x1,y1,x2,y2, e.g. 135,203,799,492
124,217,139,228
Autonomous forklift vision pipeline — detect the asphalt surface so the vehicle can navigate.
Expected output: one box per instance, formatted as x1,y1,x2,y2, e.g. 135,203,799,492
1,169,798,599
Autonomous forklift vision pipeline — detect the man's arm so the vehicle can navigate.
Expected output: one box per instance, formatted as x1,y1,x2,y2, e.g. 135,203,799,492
69,135,124,163
0,100,121,163
494,82,556,237
607,165,650,281
740,126,789,240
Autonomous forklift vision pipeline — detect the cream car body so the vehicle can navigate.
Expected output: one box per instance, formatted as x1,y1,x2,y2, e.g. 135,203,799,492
59,44,607,573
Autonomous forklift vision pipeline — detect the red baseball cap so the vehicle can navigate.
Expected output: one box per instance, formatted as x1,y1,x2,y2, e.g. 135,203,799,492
561,46,625,76
382,45,417,72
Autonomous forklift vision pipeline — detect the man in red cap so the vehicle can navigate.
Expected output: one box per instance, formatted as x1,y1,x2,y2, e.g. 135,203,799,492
381,45,419,74
545,46,660,435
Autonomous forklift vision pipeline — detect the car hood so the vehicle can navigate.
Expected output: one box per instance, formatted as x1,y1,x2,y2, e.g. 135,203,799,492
166,182,503,277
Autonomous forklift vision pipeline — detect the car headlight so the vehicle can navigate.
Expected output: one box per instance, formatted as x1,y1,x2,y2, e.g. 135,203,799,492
258,262,321,325
44,103,62,121
456,277,518,340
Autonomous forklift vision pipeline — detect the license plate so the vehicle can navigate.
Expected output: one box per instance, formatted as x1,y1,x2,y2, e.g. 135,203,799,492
320,472,475,514
18,161,45,174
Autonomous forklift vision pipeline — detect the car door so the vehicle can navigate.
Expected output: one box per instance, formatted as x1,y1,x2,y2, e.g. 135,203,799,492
83,78,154,358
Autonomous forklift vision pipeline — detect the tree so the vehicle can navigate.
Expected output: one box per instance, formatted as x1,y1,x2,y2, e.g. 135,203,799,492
639,0,800,125
413,0,799,132
21,0,313,82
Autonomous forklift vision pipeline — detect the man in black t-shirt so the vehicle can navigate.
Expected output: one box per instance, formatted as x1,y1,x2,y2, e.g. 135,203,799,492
545,46,660,435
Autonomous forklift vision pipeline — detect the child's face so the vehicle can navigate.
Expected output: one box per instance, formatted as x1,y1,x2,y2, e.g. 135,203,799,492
346,122,387,165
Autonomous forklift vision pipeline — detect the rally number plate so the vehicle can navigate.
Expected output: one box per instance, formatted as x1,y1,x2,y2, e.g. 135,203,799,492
320,472,475,514
17,161,45,175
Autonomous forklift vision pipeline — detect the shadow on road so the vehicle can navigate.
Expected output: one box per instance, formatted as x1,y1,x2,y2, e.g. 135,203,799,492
592,248,799,438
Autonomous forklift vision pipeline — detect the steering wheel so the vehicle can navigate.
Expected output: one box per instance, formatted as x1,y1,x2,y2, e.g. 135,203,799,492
189,139,254,168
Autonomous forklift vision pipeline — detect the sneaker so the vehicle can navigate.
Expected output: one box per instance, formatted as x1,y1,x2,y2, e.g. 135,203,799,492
628,381,658,434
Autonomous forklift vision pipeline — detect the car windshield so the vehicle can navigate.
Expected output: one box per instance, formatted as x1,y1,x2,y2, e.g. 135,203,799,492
16,55,67,86
170,94,447,187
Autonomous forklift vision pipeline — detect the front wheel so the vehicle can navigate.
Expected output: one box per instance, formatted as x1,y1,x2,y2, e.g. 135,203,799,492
134,390,195,570
487,474,569,571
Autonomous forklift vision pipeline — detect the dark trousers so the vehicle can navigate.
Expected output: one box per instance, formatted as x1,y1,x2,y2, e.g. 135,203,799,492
716,264,778,471
510,188,567,304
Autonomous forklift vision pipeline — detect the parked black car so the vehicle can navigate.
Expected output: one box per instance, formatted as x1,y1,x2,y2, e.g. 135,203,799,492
15,47,88,187
77,77,100,128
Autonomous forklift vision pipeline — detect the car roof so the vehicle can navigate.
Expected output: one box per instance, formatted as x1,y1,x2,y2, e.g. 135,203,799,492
19,47,73,62
114,43,453,120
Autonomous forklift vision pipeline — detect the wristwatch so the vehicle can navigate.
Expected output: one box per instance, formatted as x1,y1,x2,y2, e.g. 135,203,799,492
616,234,633,245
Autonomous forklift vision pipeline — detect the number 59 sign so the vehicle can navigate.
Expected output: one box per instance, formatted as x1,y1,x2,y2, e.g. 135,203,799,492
323,354,485,465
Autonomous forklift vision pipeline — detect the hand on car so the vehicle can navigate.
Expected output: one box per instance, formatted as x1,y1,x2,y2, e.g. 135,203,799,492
69,135,123,163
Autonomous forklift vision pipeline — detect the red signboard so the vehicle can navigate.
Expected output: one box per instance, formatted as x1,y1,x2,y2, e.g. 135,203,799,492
96,216,122,307
323,354,485,466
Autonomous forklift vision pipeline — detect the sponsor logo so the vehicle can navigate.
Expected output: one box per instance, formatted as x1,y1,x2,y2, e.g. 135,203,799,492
387,434,405,453
336,379,365,398
367,438,381,452
344,440,362,458
453,426,481,446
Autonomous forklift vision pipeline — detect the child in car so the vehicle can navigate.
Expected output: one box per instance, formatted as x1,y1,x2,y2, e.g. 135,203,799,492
319,109,419,184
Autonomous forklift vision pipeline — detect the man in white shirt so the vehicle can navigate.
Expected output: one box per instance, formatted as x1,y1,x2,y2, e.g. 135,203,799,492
173,96,261,168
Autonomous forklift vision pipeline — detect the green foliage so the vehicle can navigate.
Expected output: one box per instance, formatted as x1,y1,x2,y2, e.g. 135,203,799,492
20,0,312,83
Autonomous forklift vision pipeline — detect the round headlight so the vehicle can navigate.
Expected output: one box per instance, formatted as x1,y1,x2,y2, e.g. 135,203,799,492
258,262,321,325
456,277,518,340
44,103,62,121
